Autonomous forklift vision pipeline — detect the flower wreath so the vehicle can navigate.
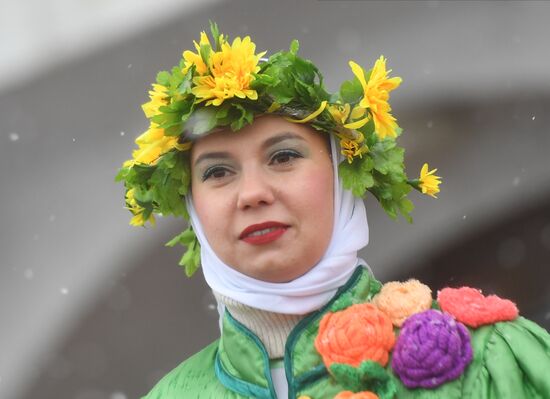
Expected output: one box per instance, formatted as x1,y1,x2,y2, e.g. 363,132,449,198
116,21,442,276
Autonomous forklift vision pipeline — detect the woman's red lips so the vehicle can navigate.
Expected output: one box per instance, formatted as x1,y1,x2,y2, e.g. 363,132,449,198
239,221,289,245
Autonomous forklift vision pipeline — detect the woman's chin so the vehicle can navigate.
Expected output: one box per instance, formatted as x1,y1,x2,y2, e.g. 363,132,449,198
237,260,314,283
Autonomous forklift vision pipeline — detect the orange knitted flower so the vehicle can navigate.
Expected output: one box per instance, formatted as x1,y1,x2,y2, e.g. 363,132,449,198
334,391,379,399
438,286,519,328
314,303,395,368
373,279,432,327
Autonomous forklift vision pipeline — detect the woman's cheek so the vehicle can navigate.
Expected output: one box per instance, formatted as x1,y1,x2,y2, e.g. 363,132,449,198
303,168,333,206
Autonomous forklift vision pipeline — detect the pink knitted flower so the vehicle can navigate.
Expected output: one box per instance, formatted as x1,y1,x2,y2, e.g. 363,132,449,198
438,287,518,328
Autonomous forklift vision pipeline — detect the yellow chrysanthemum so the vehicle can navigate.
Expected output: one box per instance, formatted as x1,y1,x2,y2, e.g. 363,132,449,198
418,163,442,198
125,189,155,227
141,84,169,118
123,123,192,167
349,56,402,139
182,31,212,76
191,36,265,106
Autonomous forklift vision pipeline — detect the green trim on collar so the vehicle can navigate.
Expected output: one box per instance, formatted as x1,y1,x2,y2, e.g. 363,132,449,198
215,310,276,398
284,266,377,398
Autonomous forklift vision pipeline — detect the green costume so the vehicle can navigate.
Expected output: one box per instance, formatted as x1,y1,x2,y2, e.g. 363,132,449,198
142,267,550,399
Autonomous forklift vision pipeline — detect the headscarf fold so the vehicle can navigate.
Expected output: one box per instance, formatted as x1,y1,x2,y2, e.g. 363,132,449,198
186,135,370,314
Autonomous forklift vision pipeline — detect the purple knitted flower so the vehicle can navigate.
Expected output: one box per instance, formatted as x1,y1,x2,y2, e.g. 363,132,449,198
391,309,473,389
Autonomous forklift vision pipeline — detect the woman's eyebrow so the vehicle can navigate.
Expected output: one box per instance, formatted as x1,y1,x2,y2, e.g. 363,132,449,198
194,151,231,167
261,132,306,149
194,133,305,166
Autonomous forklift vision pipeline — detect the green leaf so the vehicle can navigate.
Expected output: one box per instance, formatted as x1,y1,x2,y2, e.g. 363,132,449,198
371,141,404,175
229,104,254,131
199,44,211,67
269,85,295,104
329,361,397,399
114,167,129,182
178,67,194,96
339,156,375,197
209,20,220,51
178,239,201,277
340,78,363,104
289,39,299,55
185,107,218,135
250,73,277,89
169,66,184,91
398,197,414,223
165,227,196,247
156,71,171,86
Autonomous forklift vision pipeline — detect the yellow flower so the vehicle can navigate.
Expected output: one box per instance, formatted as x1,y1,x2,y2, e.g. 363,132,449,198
125,189,155,227
328,103,369,129
124,123,192,167
340,136,368,164
182,31,212,76
328,103,351,124
419,163,442,198
191,36,265,106
141,84,169,118
349,57,402,139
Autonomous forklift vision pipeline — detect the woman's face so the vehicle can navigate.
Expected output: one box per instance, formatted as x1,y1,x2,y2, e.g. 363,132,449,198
191,115,334,283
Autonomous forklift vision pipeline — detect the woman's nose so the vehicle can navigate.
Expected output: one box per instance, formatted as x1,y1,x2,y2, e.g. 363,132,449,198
236,167,275,210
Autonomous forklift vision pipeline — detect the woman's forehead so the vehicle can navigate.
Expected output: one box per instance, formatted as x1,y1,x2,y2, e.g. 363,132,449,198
190,115,322,159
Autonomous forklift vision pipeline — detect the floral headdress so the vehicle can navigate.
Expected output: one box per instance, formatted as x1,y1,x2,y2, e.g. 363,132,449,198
116,22,442,276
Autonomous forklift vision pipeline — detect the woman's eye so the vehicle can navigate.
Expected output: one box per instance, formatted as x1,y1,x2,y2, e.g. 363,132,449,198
270,150,302,165
202,166,231,181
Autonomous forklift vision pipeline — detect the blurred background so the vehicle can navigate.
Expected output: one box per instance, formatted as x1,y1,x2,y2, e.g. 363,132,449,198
1,1,549,398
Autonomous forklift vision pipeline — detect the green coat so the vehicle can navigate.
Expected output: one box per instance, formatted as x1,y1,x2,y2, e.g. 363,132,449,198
143,267,550,398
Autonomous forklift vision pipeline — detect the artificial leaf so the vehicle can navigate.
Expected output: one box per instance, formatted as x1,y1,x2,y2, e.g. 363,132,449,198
156,71,171,86
185,107,218,135
339,156,375,197
209,20,220,51
289,39,299,55
340,78,363,104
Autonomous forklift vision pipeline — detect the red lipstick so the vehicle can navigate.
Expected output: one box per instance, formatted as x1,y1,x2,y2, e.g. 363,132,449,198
239,221,289,245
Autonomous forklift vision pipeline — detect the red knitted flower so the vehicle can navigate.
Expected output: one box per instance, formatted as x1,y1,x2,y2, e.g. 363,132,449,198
438,287,518,328
314,303,395,368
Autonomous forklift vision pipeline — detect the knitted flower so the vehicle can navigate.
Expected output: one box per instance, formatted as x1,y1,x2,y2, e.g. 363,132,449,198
373,280,432,327
392,309,473,389
334,391,379,399
315,303,395,368
438,286,519,328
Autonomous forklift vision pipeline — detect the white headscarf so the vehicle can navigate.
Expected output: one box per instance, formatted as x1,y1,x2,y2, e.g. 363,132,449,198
186,134,370,315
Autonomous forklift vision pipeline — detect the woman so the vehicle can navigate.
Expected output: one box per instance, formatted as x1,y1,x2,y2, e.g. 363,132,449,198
118,23,550,399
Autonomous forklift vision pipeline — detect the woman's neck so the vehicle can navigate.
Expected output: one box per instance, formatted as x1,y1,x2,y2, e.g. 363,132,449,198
213,291,305,359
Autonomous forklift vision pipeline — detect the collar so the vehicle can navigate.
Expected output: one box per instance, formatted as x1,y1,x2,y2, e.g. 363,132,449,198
214,266,381,398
